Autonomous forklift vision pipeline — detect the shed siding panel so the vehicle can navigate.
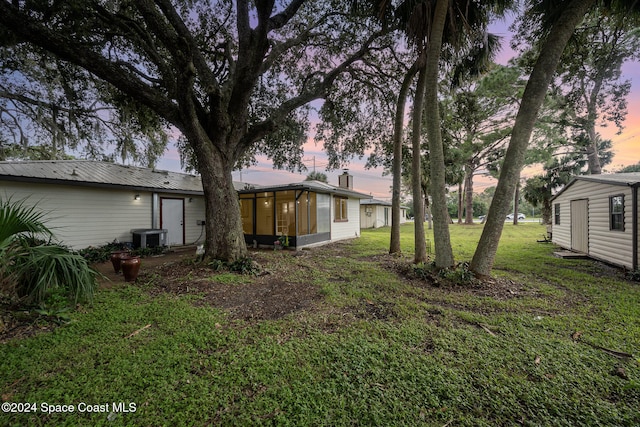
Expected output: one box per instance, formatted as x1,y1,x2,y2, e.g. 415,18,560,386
553,180,634,268
360,204,375,229
2,181,152,249
331,197,361,241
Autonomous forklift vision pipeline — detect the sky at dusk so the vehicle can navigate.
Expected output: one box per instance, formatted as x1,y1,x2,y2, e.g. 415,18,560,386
155,15,640,200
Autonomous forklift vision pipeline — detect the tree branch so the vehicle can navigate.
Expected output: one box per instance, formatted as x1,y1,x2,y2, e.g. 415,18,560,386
0,2,182,127
240,30,384,152
268,0,307,31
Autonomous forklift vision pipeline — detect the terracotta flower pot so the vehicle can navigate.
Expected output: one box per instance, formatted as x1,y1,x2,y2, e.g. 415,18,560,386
110,250,130,273
121,256,141,282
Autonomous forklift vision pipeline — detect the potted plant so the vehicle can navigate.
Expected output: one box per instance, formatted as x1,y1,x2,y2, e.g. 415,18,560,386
278,234,289,249
110,249,131,273
120,256,141,282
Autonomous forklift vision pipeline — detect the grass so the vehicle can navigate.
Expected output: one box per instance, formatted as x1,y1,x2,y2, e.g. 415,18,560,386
2,222,640,426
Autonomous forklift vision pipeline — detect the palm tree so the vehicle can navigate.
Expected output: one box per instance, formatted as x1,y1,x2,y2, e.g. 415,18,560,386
470,0,604,277
365,0,511,265
0,197,97,304
304,171,329,183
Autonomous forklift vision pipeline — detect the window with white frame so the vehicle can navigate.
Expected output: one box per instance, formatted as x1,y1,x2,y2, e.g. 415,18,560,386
610,195,624,231
334,196,348,222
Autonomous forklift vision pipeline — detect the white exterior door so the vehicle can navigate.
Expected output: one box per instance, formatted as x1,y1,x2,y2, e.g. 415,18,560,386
571,199,588,253
161,198,184,245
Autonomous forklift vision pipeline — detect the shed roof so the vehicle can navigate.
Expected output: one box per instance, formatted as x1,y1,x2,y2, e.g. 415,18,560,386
551,172,640,201
0,160,246,194
238,180,372,200
361,198,391,206
360,198,410,209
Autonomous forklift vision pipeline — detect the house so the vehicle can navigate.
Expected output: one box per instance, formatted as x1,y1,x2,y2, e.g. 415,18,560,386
360,199,408,229
237,171,371,248
0,160,243,249
550,173,640,270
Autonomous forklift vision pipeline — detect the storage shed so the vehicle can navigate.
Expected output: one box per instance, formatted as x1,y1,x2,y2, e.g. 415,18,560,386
360,199,408,229
0,160,243,249
550,173,640,270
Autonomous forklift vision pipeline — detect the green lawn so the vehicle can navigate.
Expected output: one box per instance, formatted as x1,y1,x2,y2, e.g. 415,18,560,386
2,223,640,426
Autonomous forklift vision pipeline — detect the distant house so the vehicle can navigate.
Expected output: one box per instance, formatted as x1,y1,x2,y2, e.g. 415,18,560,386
551,173,640,270
360,199,408,229
0,160,244,249
237,171,371,248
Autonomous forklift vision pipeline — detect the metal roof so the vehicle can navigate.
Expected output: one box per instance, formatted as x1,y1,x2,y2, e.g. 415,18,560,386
238,179,372,199
551,172,640,201
0,160,246,194
361,198,410,209
361,198,392,206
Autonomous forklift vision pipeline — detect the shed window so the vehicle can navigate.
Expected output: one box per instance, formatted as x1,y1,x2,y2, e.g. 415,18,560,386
554,203,560,225
610,195,624,231
334,197,348,222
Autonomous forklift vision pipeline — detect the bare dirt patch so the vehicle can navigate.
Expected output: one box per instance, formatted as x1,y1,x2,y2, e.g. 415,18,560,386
4,241,616,341
125,249,325,322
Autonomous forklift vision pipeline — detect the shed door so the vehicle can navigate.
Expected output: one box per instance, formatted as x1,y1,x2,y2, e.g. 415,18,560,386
161,198,184,245
571,199,588,253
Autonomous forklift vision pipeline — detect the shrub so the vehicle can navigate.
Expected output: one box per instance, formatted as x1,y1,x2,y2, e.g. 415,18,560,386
438,262,478,286
228,257,261,275
0,197,98,305
78,242,167,263
627,269,640,282
77,242,128,263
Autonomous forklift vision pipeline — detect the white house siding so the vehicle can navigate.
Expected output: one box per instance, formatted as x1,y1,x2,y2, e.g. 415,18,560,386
183,195,206,245
360,204,384,228
331,196,361,241
360,204,407,229
1,181,152,249
552,180,634,269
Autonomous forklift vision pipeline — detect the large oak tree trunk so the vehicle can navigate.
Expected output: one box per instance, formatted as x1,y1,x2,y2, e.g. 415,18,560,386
424,0,454,269
189,129,249,262
470,0,596,277
200,164,248,262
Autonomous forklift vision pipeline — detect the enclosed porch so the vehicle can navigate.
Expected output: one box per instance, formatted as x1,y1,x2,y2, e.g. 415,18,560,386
239,188,332,248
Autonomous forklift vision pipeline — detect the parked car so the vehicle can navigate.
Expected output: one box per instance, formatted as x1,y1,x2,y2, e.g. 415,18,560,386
506,213,526,220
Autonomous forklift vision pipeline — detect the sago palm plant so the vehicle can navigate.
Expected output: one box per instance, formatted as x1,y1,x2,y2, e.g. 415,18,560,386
0,197,98,305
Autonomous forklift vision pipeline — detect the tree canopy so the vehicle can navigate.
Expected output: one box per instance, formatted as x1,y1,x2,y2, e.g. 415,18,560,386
0,0,395,261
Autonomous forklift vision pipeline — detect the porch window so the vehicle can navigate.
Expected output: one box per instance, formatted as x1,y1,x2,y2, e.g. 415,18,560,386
317,193,330,232
554,203,560,225
239,198,254,234
276,190,296,237
334,196,348,222
610,195,624,231
256,192,274,235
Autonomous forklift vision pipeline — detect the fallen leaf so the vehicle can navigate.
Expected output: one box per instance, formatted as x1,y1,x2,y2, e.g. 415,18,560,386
613,366,629,380
571,331,582,341
534,355,541,365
